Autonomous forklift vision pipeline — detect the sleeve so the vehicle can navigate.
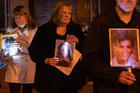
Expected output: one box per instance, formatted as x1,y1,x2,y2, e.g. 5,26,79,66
83,16,122,85
67,23,87,89
72,23,85,53
28,25,48,65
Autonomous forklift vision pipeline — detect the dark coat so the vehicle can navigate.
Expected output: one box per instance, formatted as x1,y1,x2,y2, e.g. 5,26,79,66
29,22,86,93
84,9,140,93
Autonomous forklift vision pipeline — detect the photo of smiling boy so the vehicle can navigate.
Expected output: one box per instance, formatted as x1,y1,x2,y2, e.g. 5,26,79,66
109,28,139,68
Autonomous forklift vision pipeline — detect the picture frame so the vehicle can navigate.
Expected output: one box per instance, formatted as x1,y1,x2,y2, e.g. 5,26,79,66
54,39,74,67
109,28,139,68
0,34,18,56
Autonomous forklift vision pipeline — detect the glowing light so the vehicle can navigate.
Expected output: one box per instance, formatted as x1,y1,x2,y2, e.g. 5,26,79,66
128,66,132,72
9,46,18,56
61,42,70,58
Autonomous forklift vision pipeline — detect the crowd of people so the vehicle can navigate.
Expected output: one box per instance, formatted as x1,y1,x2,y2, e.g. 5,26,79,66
0,0,140,93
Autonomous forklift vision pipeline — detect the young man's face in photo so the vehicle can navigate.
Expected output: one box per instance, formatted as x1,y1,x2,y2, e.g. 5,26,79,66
116,0,137,12
117,40,133,62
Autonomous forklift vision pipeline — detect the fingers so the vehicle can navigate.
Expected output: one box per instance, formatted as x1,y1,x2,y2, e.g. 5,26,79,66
14,39,22,44
67,34,79,43
13,42,20,47
118,71,136,85
121,77,134,85
49,57,59,66
1,54,12,63
134,61,140,69
122,72,136,85
45,57,59,66
128,72,136,81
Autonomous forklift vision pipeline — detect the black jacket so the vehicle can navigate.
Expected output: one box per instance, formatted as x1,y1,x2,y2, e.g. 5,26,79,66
84,9,140,93
29,22,86,93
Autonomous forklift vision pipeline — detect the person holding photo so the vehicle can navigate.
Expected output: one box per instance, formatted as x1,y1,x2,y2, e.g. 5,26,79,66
84,0,140,93
1,5,38,93
29,1,85,93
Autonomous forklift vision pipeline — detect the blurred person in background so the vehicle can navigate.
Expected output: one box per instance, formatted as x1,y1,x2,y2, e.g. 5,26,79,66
84,0,140,93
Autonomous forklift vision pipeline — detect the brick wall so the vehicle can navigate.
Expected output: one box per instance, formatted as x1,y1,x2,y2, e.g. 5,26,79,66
8,0,140,27
9,0,28,16
35,0,76,26
35,0,58,26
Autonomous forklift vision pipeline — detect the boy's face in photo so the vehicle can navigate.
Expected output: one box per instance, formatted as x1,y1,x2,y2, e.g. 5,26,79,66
117,40,133,62
116,0,137,12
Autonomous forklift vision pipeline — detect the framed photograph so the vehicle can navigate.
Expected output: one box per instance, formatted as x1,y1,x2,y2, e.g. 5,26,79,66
54,39,74,67
109,28,139,68
1,34,18,56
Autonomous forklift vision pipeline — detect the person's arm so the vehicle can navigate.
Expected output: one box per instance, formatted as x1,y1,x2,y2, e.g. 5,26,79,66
28,24,48,65
76,24,85,53
83,16,122,85
67,23,85,53
29,23,60,66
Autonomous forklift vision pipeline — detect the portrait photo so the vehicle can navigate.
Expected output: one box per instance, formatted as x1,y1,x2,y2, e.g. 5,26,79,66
1,34,18,56
55,39,74,67
109,28,139,68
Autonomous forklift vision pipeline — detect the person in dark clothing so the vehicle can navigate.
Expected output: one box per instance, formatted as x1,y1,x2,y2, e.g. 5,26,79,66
28,1,86,93
84,0,140,93
0,81,1,88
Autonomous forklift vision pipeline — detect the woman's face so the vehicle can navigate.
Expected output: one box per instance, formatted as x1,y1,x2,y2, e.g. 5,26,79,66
116,0,137,12
15,15,27,28
117,40,133,62
58,6,72,25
